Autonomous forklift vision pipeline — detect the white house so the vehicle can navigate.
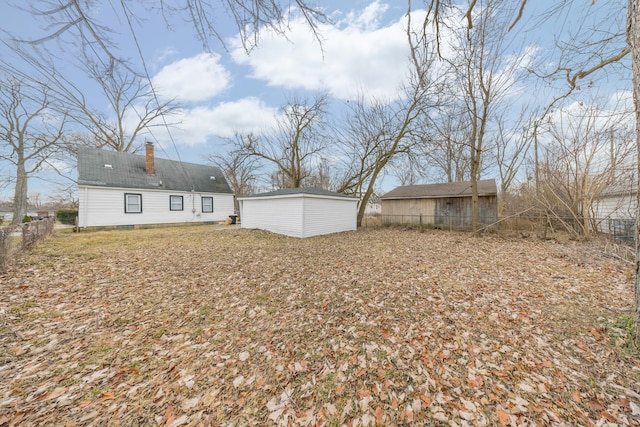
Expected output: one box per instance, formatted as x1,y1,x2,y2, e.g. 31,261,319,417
238,188,358,238
77,143,234,228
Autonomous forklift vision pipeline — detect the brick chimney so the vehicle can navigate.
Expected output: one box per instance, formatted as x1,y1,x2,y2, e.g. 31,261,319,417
145,141,155,175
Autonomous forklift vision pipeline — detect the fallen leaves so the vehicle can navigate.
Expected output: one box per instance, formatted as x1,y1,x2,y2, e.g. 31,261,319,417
0,226,638,425
496,408,511,425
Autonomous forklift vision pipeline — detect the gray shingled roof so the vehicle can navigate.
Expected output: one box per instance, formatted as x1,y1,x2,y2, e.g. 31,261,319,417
381,179,497,199
239,187,357,199
77,147,232,193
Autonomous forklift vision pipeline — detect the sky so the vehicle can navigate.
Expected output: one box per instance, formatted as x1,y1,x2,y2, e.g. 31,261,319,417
0,0,633,202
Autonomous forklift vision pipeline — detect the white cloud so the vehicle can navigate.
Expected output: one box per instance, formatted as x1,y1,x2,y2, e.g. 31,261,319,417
152,53,232,102
148,97,278,146
152,47,179,71
230,3,416,102
342,1,390,31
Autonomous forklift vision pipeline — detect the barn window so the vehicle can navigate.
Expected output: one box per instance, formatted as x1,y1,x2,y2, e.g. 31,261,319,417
202,197,214,213
124,193,142,213
170,195,184,211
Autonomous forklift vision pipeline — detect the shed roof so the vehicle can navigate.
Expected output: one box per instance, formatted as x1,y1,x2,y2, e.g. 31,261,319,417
381,179,497,200
77,146,231,193
238,187,357,200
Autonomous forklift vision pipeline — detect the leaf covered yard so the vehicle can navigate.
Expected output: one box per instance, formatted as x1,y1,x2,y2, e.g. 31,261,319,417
0,227,638,426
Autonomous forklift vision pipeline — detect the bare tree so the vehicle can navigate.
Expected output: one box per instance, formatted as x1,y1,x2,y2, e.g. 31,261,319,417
391,151,429,186
627,0,640,342
208,143,260,211
0,43,178,154
332,9,448,227
306,158,339,191
534,102,634,238
54,54,175,153
46,184,79,209
436,0,532,230
28,192,43,208
19,0,327,57
69,54,178,153
418,106,472,183
335,96,422,226
0,76,67,223
494,110,533,212
234,94,329,189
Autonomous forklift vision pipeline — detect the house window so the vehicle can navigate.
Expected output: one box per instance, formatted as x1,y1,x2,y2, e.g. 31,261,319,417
202,197,214,213
170,195,184,211
125,193,142,213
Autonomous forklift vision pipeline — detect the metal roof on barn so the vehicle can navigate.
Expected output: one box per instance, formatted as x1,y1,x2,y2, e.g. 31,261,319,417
239,187,357,199
381,179,497,200
76,146,232,193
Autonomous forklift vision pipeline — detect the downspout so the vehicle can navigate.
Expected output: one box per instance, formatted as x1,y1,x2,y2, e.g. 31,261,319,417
82,187,88,228
191,189,196,221
301,195,306,238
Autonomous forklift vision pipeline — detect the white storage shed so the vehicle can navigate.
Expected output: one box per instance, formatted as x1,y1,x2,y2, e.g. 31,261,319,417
238,188,358,238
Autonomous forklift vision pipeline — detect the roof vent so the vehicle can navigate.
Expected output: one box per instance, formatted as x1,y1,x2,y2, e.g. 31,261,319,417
104,164,113,169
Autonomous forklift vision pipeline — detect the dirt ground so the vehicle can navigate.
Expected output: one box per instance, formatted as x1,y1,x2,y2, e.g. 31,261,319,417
0,226,638,426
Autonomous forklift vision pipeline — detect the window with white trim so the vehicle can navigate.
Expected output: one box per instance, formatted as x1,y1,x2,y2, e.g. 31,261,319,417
202,196,213,213
170,195,184,211
124,193,142,213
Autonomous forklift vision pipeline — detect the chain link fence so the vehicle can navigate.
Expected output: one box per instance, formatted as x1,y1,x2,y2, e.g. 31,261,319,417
0,218,55,273
379,213,636,240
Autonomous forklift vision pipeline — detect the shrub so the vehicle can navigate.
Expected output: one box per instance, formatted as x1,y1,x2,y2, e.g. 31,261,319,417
22,215,31,223
57,210,78,225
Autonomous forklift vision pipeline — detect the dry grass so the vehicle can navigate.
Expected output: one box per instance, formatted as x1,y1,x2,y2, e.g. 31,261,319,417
0,225,638,426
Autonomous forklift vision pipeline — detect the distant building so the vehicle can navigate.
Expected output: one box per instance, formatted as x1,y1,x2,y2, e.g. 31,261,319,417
363,192,381,217
380,179,498,228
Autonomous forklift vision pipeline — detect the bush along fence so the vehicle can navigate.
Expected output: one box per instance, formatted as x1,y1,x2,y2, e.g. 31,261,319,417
56,209,78,225
0,217,55,273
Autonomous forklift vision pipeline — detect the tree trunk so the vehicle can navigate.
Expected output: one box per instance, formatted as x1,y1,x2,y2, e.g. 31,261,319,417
630,0,640,343
470,175,479,231
12,159,28,224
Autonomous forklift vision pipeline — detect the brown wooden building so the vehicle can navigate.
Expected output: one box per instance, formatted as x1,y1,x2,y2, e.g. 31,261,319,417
380,179,498,228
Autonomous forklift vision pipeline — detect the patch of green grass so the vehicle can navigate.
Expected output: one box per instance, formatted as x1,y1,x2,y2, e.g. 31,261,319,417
152,327,167,339
8,301,37,318
81,345,115,367
602,315,638,353
88,385,108,399
199,306,212,318
60,376,80,387
385,367,396,380
315,372,338,401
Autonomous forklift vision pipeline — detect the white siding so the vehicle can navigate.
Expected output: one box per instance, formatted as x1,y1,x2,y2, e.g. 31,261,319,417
364,202,381,216
302,197,357,238
240,197,304,237
78,186,234,227
593,193,636,234
594,194,635,221
239,194,357,238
